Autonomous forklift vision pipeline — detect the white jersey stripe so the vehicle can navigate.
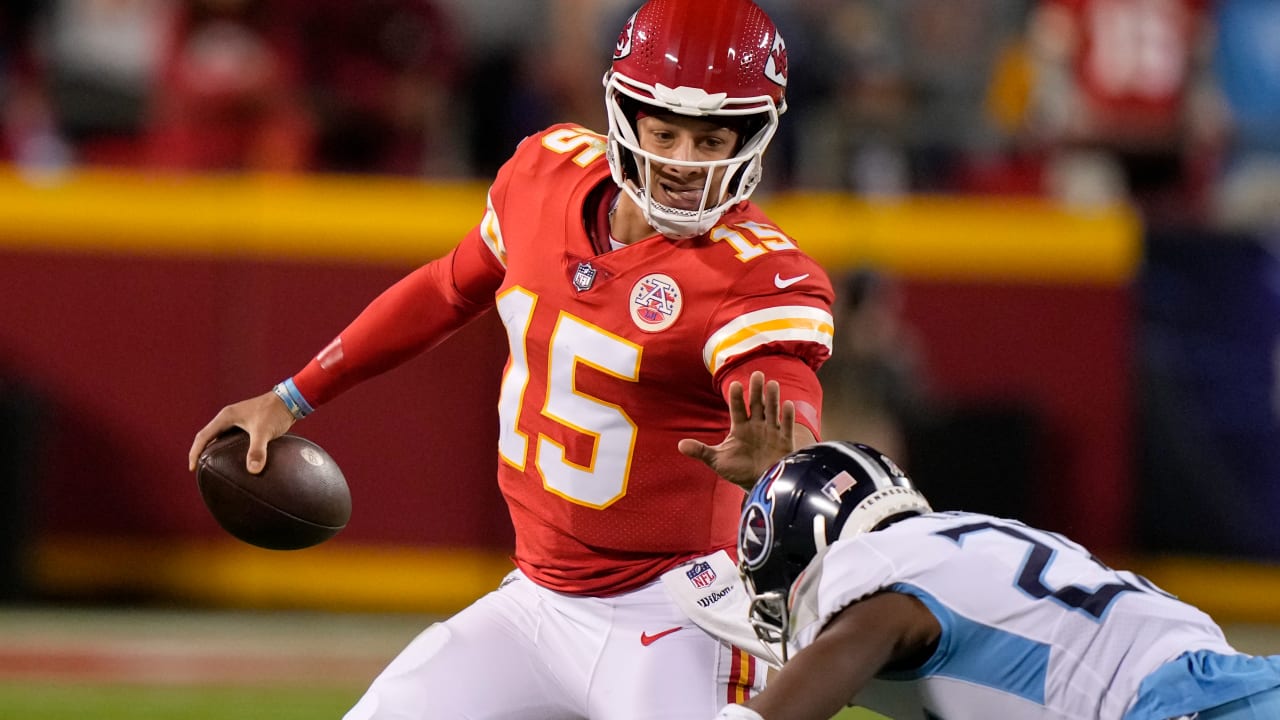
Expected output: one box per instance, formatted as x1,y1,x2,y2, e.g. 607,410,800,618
703,306,833,373
480,192,508,268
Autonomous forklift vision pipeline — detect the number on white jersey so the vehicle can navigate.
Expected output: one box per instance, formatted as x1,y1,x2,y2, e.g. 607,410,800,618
935,517,1171,620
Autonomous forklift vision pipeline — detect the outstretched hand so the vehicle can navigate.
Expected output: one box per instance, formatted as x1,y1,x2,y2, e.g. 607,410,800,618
679,371,797,489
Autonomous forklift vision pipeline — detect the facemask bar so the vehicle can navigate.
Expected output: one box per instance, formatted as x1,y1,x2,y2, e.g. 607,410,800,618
742,566,791,665
604,72,780,239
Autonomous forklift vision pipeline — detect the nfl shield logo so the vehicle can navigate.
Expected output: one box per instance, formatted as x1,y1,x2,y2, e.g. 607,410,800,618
686,561,717,589
573,262,597,291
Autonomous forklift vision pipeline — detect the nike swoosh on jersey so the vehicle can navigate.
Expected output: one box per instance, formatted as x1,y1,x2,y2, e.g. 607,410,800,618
640,627,684,646
774,273,810,289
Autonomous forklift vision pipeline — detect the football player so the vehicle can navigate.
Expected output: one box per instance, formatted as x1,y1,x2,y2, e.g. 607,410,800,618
187,1,834,718
718,439,1280,720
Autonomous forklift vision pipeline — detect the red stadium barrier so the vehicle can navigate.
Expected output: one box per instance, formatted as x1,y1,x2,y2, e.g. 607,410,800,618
0,168,1139,611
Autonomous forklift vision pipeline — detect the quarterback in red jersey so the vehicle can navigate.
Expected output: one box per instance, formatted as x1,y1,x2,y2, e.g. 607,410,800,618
188,1,833,717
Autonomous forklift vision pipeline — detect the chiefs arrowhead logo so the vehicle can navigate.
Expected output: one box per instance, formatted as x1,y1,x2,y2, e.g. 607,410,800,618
614,12,636,60
764,31,787,87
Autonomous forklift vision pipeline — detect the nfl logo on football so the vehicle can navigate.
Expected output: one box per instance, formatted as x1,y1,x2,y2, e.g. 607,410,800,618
687,561,717,588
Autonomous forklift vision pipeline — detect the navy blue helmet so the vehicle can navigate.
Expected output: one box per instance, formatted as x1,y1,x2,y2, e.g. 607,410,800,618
737,441,932,654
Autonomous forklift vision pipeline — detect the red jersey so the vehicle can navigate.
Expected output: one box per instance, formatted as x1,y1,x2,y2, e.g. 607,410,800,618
296,124,834,595
1048,0,1206,143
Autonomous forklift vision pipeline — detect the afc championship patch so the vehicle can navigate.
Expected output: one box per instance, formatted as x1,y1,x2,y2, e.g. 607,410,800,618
687,561,717,589
629,273,682,332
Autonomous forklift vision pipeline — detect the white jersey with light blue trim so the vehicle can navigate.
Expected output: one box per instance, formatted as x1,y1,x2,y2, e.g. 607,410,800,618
788,511,1237,720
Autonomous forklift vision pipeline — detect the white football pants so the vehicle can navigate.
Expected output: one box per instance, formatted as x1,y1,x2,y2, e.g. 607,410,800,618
345,567,766,719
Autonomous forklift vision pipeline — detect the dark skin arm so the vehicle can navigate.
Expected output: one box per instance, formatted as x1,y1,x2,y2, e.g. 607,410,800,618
743,592,941,720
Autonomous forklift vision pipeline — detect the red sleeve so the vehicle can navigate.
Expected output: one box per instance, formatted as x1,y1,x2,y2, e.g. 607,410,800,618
719,354,824,441
292,228,504,407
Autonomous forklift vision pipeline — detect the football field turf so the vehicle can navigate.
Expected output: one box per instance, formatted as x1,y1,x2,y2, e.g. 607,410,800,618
0,682,362,720
0,605,895,719
0,683,886,719
1,606,1275,719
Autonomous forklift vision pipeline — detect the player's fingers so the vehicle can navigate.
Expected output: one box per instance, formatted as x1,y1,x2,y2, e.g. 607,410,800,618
747,371,766,419
245,432,270,475
763,379,781,425
677,438,712,463
188,416,229,471
780,399,796,437
725,380,748,424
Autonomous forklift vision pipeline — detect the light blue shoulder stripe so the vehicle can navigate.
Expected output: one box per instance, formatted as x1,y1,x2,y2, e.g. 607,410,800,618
1125,650,1280,719
880,583,1051,706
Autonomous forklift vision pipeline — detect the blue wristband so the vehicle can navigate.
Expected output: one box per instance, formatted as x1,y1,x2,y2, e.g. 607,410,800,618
273,378,314,419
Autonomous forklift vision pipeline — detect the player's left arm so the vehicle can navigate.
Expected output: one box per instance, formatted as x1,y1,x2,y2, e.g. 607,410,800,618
717,592,940,720
678,355,821,488
682,247,833,486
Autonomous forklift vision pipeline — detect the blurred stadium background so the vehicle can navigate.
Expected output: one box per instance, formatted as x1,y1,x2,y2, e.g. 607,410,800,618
2,0,1280,717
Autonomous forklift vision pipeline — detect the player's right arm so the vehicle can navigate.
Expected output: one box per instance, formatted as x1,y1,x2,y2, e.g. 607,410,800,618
717,592,940,720
186,234,504,474
189,144,522,474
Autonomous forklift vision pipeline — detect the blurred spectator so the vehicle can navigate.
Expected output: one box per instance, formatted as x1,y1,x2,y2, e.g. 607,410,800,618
771,0,912,195
542,0,624,134
1026,0,1220,226
1208,0,1280,232
899,0,1030,193
818,268,929,463
944,2,1052,196
0,367,48,603
771,0,1027,196
299,0,463,176
448,0,624,177
818,268,1044,523
1,0,68,171
146,0,313,173
34,0,172,168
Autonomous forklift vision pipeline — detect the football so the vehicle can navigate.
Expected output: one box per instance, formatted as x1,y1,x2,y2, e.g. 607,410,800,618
196,430,352,550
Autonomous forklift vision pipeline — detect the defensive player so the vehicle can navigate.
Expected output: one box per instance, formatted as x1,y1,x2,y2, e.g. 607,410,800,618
187,1,834,718
715,438,1280,720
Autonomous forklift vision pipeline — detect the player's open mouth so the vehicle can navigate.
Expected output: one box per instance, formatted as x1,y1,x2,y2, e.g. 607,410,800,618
658,183,705,211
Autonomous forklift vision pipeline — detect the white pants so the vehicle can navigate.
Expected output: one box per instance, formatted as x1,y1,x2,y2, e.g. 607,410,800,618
345,568,766,719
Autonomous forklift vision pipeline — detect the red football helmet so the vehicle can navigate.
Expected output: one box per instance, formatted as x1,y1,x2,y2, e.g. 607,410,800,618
604,0,788,238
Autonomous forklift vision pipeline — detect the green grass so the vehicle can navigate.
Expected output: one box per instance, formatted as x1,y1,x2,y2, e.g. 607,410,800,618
0,680,890,719
0,682,362,720
836,707,892,719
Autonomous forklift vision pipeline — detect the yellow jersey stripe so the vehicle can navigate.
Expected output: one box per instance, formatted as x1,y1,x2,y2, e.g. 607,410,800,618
704,306,835,374
480,192,508,267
